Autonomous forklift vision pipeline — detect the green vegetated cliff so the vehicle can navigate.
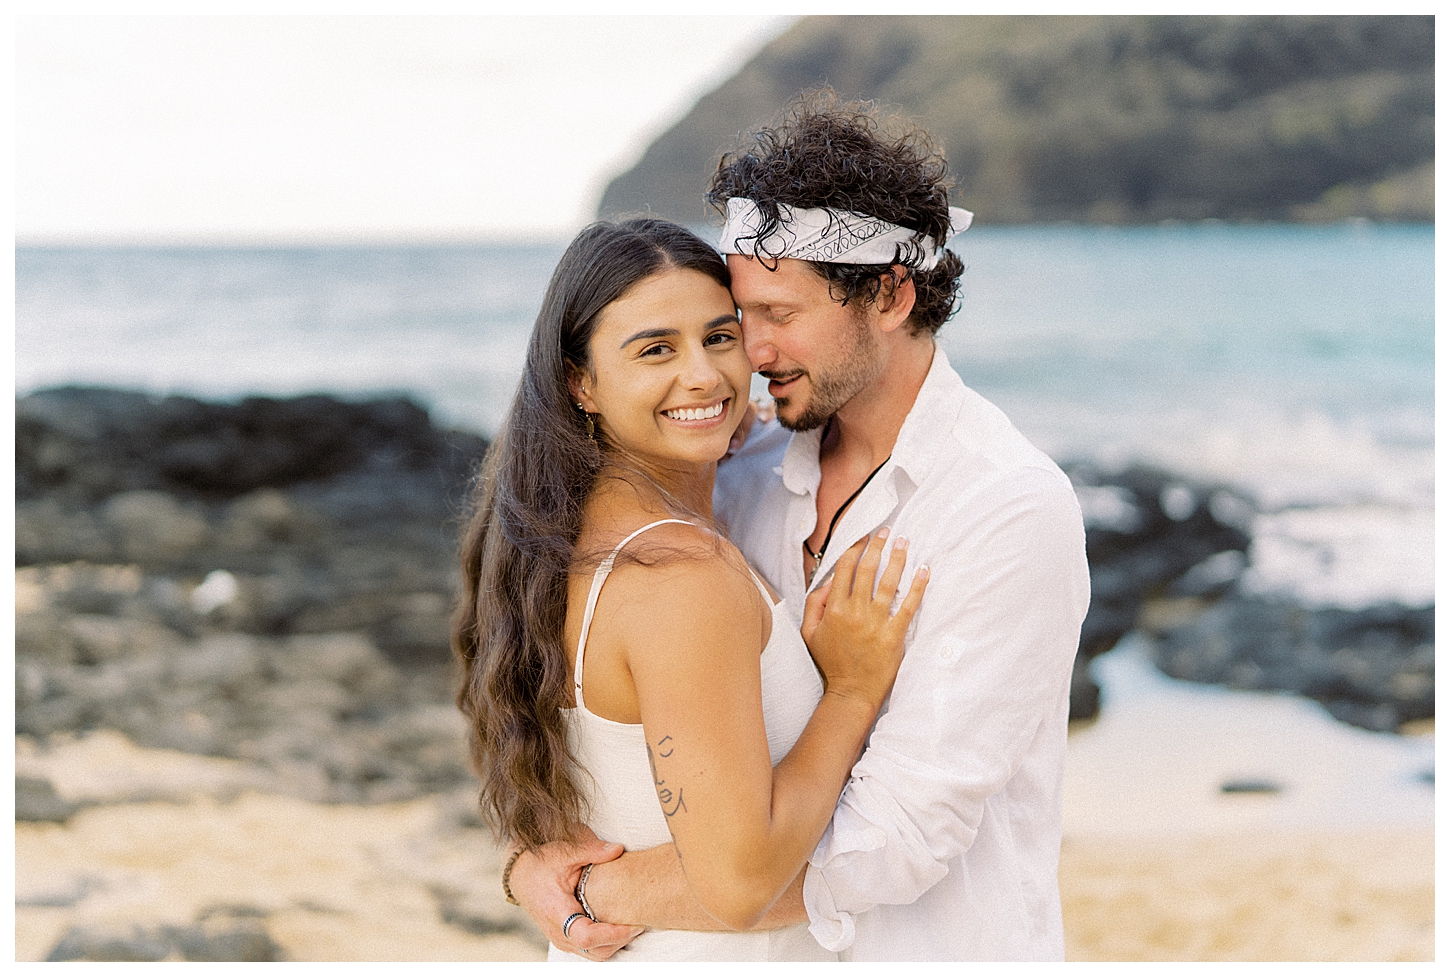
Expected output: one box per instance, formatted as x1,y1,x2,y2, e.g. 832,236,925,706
598,15,1433,225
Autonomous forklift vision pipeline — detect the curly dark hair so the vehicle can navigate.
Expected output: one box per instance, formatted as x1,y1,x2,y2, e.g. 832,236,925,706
452,218,730,848
706,89,965,336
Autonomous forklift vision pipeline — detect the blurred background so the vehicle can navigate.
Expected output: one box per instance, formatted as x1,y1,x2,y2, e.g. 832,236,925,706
14,14,1434,962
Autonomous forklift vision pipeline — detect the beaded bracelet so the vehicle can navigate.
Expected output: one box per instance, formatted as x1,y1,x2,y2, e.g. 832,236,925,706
501,846,526,906
575,862,597,921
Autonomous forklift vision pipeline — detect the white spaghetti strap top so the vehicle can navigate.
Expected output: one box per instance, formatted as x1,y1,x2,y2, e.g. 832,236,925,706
551,518,834,962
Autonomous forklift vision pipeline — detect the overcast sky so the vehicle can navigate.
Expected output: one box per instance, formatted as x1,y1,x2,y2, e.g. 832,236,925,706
16,15,794,243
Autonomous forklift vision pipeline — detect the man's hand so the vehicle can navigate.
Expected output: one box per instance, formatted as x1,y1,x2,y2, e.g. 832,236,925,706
509,827,644,960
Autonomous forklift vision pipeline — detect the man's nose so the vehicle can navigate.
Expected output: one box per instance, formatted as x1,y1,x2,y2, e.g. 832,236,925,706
742,316,775,371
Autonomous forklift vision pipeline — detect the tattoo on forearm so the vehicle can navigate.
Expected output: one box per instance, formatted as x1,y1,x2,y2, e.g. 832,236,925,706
648,735,687,818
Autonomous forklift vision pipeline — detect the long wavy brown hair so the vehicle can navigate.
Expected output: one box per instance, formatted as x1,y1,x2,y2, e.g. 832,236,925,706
452,218,732,848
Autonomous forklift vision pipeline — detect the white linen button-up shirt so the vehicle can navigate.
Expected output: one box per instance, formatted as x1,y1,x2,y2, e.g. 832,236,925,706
714,347,1090,961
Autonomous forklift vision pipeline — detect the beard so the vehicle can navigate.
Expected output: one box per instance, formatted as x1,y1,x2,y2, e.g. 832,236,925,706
767,316,880,432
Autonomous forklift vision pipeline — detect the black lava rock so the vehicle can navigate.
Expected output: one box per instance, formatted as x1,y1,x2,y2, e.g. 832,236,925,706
47,910,283,962
1064,462,1255,720
17,386,486,504
1152,595,1434,732
15,775,80,823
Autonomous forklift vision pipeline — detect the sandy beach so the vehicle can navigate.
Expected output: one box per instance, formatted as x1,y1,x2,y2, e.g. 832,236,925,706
1057,642,1434,961
1060,828,1432,961
16,788,1433,963
16,647,1434,962
15,730,545,962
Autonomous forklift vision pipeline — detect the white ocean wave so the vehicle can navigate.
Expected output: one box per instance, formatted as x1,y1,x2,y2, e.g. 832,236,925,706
1010,399,1433,513
1240,505,1435,610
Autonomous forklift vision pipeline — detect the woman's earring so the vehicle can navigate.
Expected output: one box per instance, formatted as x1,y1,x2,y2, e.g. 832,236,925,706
575,402,595,438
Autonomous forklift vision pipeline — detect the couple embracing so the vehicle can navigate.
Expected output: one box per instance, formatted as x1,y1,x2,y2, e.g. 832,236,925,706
453,92,1090,962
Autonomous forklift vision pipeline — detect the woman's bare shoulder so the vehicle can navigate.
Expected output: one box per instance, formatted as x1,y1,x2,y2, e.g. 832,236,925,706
600,521,765,642
609,520,747,584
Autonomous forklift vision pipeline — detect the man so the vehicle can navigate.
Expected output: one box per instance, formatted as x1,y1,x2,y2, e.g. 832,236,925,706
508,92,1090,961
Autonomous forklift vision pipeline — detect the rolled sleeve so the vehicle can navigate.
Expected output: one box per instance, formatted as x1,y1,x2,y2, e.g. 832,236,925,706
805,750,965,950
803,467,1090,946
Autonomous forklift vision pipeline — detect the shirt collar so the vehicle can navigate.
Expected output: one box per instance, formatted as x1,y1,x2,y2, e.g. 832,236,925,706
888,343,967,487
778,343,966,495
780,418,825,496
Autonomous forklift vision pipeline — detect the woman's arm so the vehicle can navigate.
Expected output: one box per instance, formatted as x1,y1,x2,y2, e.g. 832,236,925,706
618,528,925,930
584,845,808,932
503,833,804,962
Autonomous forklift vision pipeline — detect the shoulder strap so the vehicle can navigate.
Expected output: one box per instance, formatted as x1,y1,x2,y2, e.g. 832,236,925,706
744,564,777,605
573,519,697,701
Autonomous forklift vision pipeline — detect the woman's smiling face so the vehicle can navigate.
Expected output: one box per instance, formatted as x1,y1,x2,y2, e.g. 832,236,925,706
572,266,750,471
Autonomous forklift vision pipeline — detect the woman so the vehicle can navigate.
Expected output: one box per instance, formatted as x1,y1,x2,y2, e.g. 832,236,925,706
453,218,927,960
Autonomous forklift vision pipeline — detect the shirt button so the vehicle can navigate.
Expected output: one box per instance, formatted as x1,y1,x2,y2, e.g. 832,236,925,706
940,647,952,660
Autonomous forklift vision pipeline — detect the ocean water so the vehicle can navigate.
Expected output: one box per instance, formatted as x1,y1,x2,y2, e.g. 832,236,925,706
16,224,1434,607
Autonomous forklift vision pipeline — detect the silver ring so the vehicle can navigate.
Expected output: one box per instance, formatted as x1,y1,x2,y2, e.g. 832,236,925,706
562,911,586,942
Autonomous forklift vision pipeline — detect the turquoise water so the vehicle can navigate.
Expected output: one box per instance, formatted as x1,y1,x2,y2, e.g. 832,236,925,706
17,224,1433,518
946,224,1431,423
940,224,1433,514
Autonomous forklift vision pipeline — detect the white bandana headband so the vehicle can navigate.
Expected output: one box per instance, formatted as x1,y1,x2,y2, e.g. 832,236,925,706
717,197,973,271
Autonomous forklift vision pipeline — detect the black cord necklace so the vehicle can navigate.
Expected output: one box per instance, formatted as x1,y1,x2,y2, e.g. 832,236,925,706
805,420,892,585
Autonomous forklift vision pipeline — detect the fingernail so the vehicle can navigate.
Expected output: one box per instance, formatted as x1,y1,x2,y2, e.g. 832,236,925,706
876,526,890,539
894,536,908,549
916,565,930,577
